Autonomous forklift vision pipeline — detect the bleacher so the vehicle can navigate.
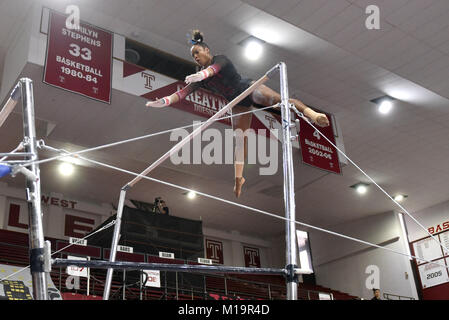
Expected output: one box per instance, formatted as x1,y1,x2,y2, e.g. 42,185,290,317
0,229,358,300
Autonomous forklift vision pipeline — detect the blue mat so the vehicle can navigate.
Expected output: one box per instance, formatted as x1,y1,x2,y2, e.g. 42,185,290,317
0,165,12,178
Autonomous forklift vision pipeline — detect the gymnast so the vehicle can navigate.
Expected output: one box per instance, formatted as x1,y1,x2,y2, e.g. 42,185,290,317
146,30,330,198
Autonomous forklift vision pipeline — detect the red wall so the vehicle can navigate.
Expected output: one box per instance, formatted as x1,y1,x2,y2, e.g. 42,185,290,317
422,283,449,300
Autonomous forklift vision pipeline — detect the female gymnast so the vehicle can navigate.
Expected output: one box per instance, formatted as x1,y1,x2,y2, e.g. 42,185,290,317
146,30,330,198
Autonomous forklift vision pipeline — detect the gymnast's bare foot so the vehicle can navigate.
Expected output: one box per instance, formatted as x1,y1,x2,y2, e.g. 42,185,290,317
234,177,245,198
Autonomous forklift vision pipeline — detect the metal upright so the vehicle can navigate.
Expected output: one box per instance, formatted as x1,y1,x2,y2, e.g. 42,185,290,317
20,78,48,300
103,188,127,300
279,63,298,300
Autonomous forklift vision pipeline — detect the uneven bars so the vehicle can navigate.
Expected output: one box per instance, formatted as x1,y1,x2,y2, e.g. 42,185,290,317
0,84,21,128
125,64,280,189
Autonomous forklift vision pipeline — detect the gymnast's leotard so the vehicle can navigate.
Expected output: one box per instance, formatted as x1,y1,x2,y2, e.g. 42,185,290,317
176,55,260,108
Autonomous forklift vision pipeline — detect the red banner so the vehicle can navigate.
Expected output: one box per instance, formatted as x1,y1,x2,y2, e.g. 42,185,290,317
243,246,261,268
43,11,113,103
297,112,341,174
205,239,224,264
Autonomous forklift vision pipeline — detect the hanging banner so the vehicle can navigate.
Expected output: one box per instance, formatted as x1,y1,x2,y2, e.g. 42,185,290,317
243,246,261,268
418,262,449,289
43,10,113,103
143,270,161,288
296,111,341,174
205,239,224,265
66,256,88,278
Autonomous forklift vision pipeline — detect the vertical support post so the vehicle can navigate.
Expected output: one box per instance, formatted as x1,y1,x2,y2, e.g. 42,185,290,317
122,270,126,300
279,63,298,300
139,271,143,300
87,256,91,296
103,188,127,300
176,271,179,300
224,277,228,296
20,78,48,300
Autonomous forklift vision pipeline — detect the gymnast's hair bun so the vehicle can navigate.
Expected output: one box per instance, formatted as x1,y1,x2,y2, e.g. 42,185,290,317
191,29,204,44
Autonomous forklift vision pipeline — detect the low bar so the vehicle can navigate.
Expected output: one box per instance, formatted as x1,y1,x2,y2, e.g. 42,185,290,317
0,153,34,157
52,259,287,275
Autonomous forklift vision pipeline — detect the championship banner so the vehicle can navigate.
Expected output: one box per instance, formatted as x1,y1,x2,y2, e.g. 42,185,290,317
296,111,341,174
44,11,113,103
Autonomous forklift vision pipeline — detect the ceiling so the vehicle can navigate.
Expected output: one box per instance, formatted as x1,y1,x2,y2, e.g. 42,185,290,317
1,0,449,240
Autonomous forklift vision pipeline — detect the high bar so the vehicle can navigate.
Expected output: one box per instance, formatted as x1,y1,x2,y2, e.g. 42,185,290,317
0,83,21,129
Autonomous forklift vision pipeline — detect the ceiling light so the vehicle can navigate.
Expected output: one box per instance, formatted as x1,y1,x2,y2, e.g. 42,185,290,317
58,162,74,177
187,191,197,199
245,40,263,61
356,185,368,195
350,183,370,195
394,194,408,202
378,99,393,114
370,96,396,115
239,36,265,61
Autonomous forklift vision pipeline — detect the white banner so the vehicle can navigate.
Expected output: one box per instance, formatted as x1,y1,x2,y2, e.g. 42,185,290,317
319,293,333,300
413,237,444,265
418,261,449,289
67,255,88,278
143,270,161,288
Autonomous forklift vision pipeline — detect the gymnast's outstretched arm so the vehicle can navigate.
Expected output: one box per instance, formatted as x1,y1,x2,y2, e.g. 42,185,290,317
145,82,201,108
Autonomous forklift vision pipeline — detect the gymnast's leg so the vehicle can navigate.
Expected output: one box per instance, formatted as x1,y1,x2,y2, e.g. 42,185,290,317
232,105,253,198
251,84,330,127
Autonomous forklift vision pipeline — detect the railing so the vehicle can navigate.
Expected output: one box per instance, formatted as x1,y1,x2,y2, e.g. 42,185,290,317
383,292,415,300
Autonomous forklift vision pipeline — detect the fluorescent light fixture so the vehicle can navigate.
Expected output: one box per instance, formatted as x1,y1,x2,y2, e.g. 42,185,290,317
58,162,74,176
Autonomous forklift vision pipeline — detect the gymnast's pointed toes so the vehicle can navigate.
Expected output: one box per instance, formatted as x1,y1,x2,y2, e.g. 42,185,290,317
234,177,245,198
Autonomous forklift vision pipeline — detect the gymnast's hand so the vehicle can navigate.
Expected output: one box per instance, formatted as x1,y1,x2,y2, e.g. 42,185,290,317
145,97,170,108
185,70,208,84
